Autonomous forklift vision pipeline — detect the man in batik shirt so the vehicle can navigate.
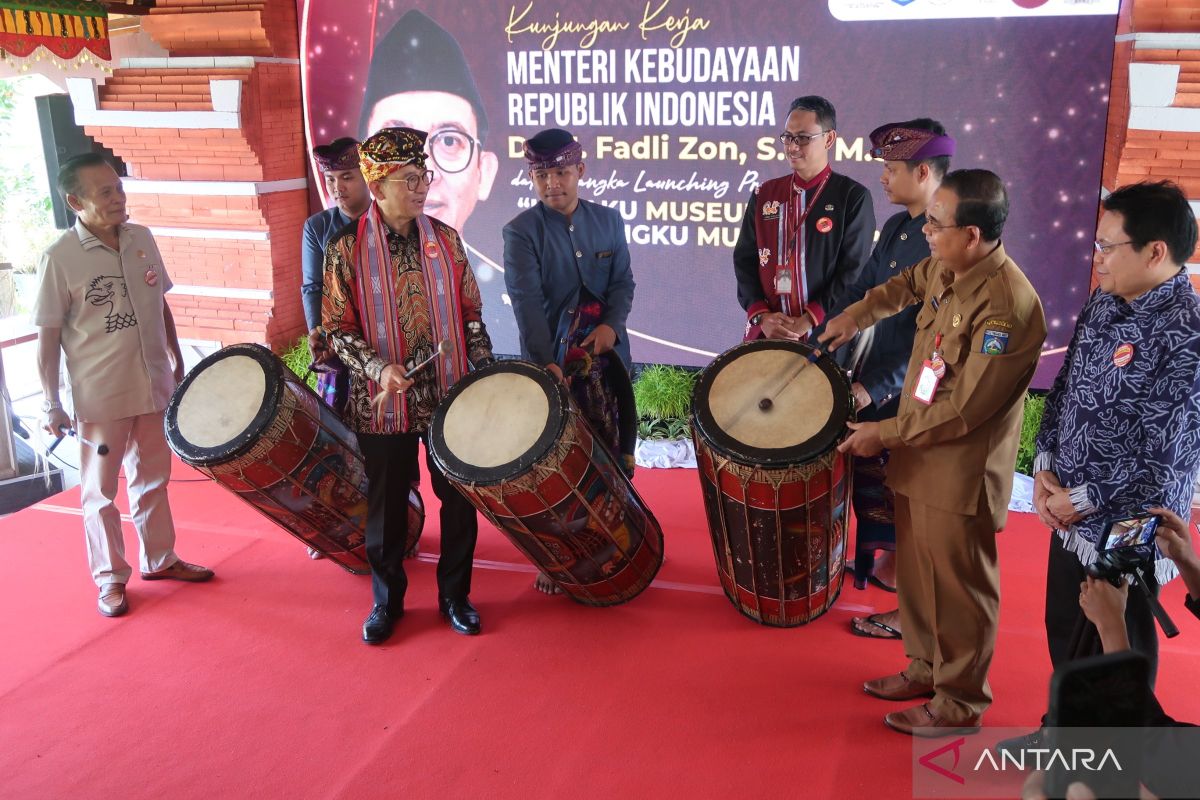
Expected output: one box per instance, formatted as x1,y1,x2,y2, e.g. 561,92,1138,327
999,180,1200,755
322,127,494,645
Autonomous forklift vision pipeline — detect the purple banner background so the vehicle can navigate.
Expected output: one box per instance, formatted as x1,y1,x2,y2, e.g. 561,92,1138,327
299,0,1119,387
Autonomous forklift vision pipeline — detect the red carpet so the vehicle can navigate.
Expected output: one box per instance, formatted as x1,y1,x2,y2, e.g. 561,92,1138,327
2,459,1198,799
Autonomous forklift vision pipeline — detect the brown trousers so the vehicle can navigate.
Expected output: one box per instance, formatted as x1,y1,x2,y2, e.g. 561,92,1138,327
895,493,1000,720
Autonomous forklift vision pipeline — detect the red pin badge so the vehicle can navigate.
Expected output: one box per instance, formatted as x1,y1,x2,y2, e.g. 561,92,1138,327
144,266,158,286
816,217,834,234
1112,343,1134,367
423,241,440,260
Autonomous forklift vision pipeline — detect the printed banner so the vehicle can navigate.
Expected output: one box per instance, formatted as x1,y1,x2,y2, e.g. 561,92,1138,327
300,0,1119,386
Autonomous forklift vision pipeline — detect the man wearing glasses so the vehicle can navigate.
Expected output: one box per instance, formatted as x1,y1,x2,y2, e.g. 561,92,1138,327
820,170,1046,736
357,9,509,352
321,128,495,645
997,181,1200,756
733,95,874,343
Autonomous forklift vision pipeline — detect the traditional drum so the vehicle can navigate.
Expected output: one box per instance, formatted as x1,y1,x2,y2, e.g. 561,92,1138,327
164,343,422,574
427,360,663,606
691,340,853,626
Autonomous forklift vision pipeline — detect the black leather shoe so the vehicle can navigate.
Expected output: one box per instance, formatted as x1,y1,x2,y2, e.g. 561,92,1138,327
439,596,481,635
362,605,398,645
995,728,1044,759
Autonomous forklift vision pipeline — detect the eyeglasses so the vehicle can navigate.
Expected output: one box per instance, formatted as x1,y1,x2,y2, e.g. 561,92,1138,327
427,128,479,174
778,131,828,148
384,170,434,191
1094,240,1135,255
924,218,964,233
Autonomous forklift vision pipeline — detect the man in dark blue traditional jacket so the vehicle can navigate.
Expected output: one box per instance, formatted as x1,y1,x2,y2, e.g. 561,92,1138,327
302,137,371,413
503,128,638,595
843,119,954,641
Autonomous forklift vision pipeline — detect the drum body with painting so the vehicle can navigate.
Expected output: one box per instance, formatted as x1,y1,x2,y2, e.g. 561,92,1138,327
164,343,422,574
427,360,663,606
691,340,853,626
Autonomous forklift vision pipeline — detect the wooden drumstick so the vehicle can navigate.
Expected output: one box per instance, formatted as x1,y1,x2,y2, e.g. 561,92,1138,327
404,339,452,379
372,341,452,427
721,349,822,435
756,349,822,412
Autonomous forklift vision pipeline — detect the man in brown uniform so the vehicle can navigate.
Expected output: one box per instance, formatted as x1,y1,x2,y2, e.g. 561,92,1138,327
820,169,1046,736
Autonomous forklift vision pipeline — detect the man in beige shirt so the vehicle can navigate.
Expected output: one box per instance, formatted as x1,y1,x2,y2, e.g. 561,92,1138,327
821,169,1046,736
34,153,213,618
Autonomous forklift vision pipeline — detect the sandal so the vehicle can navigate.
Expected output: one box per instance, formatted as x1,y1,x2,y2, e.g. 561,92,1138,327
850,612,902,640
867,574,897,593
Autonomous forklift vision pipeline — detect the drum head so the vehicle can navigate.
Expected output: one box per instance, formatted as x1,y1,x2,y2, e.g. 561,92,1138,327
428,361,566,485
692,340,852,466
165,344,282,464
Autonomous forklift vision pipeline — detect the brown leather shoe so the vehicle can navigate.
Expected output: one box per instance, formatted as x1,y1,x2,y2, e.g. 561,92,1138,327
884,702,981,738
141,559,214,582
863,672,935,701
98,583,128,617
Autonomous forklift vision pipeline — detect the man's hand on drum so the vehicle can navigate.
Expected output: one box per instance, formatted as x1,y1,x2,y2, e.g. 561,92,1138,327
545,363,566,384
308,327,331,365
838,420,884,457
580,323,617,355
378,364,414,394
43,407,71,438
760,312,805,341
816,312,860,351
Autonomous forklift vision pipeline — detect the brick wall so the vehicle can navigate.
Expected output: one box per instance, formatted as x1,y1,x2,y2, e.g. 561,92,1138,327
1102,0,1200,292
1133,0,1200,31
72,0,307,350
141,0,300,59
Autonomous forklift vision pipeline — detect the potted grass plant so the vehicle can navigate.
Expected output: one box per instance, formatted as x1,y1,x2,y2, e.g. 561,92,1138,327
281,336,319,391
632,364,698,469
1009,391,1047,512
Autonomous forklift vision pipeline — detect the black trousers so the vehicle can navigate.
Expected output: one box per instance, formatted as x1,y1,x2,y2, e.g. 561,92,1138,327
356,432,478,615
1044,533,1160,688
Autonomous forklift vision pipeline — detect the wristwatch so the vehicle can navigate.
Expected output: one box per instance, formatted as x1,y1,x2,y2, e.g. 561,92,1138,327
749,312,765,327
41,398,62,413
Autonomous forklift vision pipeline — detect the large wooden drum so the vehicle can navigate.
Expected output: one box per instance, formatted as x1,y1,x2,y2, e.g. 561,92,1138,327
691,340,853,626
164,344,422,574
427,360,663,606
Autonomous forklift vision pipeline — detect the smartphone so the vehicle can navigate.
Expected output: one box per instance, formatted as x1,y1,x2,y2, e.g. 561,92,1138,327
1099,513,1160,552
1044,652,1149,798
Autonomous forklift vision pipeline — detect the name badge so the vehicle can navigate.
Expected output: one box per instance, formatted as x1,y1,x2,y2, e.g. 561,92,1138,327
912,360,941,405
774,268,793,296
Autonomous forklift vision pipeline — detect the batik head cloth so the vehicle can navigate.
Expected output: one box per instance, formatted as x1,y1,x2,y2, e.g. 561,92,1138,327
312,138,360,172
359,127,428,183
868,123,956,161
523,128,583,171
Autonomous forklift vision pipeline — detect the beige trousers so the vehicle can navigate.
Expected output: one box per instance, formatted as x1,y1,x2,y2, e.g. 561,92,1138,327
79,411,178,586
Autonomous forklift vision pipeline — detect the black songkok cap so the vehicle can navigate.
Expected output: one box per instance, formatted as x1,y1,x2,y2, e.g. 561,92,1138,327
357,10,489,145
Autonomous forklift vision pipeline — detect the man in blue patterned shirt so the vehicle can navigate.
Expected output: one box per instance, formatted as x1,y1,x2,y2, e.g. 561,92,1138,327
1002,181,1200,754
